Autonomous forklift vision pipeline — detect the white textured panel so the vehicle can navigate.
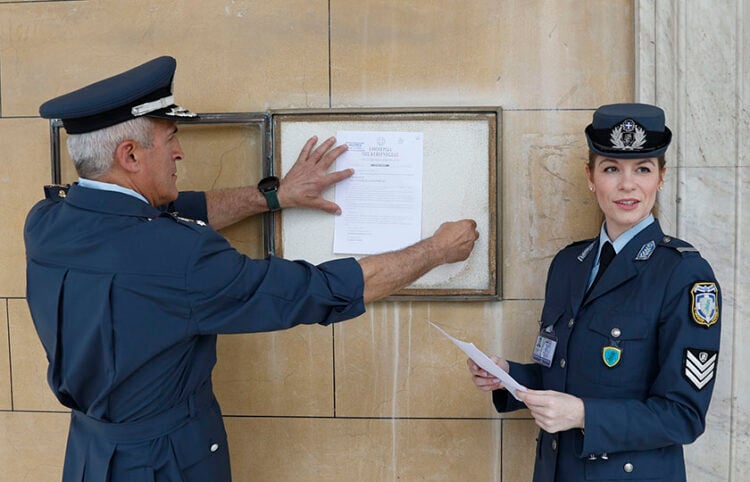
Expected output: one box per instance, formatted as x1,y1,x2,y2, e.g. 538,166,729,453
277,116,493,291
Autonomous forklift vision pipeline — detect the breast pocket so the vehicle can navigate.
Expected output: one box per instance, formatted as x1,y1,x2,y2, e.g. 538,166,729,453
585,312,658,388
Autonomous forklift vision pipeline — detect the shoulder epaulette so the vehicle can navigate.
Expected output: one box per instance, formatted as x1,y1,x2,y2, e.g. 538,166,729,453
566,238,596,249
570,238,597,262
176,216,208,227
659,235,699,255
158,211,209,229
43,184,70,201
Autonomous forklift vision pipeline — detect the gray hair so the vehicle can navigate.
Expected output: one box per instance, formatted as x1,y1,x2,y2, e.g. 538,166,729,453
66,117,154,179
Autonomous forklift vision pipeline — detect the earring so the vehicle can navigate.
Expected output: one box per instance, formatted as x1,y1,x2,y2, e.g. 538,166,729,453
658,184,663,191
589,186,595,192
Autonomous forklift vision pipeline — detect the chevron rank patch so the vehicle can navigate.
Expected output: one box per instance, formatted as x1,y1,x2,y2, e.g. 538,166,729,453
683,348,718,390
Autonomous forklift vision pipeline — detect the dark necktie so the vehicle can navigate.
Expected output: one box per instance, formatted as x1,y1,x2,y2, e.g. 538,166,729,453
586,241,615,299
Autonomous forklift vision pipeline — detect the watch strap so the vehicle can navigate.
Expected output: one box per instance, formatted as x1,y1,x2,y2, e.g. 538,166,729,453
261,189,280,211
258,176,281,211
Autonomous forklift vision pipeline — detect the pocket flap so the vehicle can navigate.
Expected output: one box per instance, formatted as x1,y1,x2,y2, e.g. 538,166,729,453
588,312,650,340
169,407,226,469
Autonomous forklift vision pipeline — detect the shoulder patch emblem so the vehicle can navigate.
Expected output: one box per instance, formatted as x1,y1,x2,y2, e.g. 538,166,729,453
683,348,718,390
691,282,719,327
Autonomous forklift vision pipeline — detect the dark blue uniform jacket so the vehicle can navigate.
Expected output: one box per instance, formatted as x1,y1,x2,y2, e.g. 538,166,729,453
493,220,721,482
24,184,365,481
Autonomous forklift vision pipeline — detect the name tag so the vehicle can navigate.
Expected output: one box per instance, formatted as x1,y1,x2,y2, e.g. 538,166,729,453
532,330,558,368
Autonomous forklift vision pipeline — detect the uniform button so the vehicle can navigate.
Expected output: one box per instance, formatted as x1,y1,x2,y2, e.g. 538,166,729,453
560,358,567,368
624,462,634,473
567,318,575,329
210,443,219,453
610,327,621,338
551,440,558,451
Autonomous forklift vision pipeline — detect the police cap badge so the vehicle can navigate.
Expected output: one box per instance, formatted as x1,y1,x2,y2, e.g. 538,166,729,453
39,56,198,134
585,103,672,159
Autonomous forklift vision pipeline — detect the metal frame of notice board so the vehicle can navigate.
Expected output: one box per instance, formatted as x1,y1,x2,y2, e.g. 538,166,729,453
48,107,502,301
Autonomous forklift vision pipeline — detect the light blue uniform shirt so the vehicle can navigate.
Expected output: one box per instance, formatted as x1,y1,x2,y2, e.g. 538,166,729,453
78,177,149,204
587,214,655,289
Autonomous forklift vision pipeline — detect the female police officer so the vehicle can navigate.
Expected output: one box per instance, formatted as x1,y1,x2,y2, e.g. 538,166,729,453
467,103,721,481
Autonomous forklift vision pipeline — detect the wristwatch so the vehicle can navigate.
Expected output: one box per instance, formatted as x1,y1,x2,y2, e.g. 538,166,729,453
257,176,281,211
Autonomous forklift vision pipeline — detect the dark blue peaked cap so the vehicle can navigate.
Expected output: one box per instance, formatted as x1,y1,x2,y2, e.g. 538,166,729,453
585,103,672,159
39,56,198,134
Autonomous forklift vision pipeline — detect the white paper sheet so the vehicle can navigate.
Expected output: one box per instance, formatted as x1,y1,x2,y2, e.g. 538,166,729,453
430,322,527,401
333,130,423,255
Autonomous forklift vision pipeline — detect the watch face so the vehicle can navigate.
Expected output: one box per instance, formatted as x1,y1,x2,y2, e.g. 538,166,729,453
258,176,280,192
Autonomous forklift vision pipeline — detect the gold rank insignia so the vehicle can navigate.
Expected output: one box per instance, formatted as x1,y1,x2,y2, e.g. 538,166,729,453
691,282,719,328
43,184,70,199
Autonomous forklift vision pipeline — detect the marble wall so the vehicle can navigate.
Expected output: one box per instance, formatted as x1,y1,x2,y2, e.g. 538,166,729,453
0,0,743,480
636,1,749,479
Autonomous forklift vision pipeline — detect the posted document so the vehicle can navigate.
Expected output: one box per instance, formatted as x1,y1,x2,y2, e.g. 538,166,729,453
334,130,423,255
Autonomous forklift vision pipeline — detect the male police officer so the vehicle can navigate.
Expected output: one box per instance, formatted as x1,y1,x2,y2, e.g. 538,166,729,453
26,56,478,481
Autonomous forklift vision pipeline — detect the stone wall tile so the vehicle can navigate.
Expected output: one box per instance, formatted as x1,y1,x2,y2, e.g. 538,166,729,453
330,0,633,109
213,326,335,417
226,416,503,481
0,0,330,116
0,411,68,482
334,300,540,419
731,165,749,479
0,119,50,297
0,301,10,410
502,110,601,300
502,419,537,481
680,2,738,168
7,300,66,412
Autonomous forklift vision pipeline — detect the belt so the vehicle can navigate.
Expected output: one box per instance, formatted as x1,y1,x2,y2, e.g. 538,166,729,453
70,381,215,444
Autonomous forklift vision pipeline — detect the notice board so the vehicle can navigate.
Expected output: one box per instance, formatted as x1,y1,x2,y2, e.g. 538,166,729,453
271,109,500,300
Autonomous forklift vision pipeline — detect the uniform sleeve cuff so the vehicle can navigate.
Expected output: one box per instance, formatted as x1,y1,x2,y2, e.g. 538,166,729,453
315,257,366,323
